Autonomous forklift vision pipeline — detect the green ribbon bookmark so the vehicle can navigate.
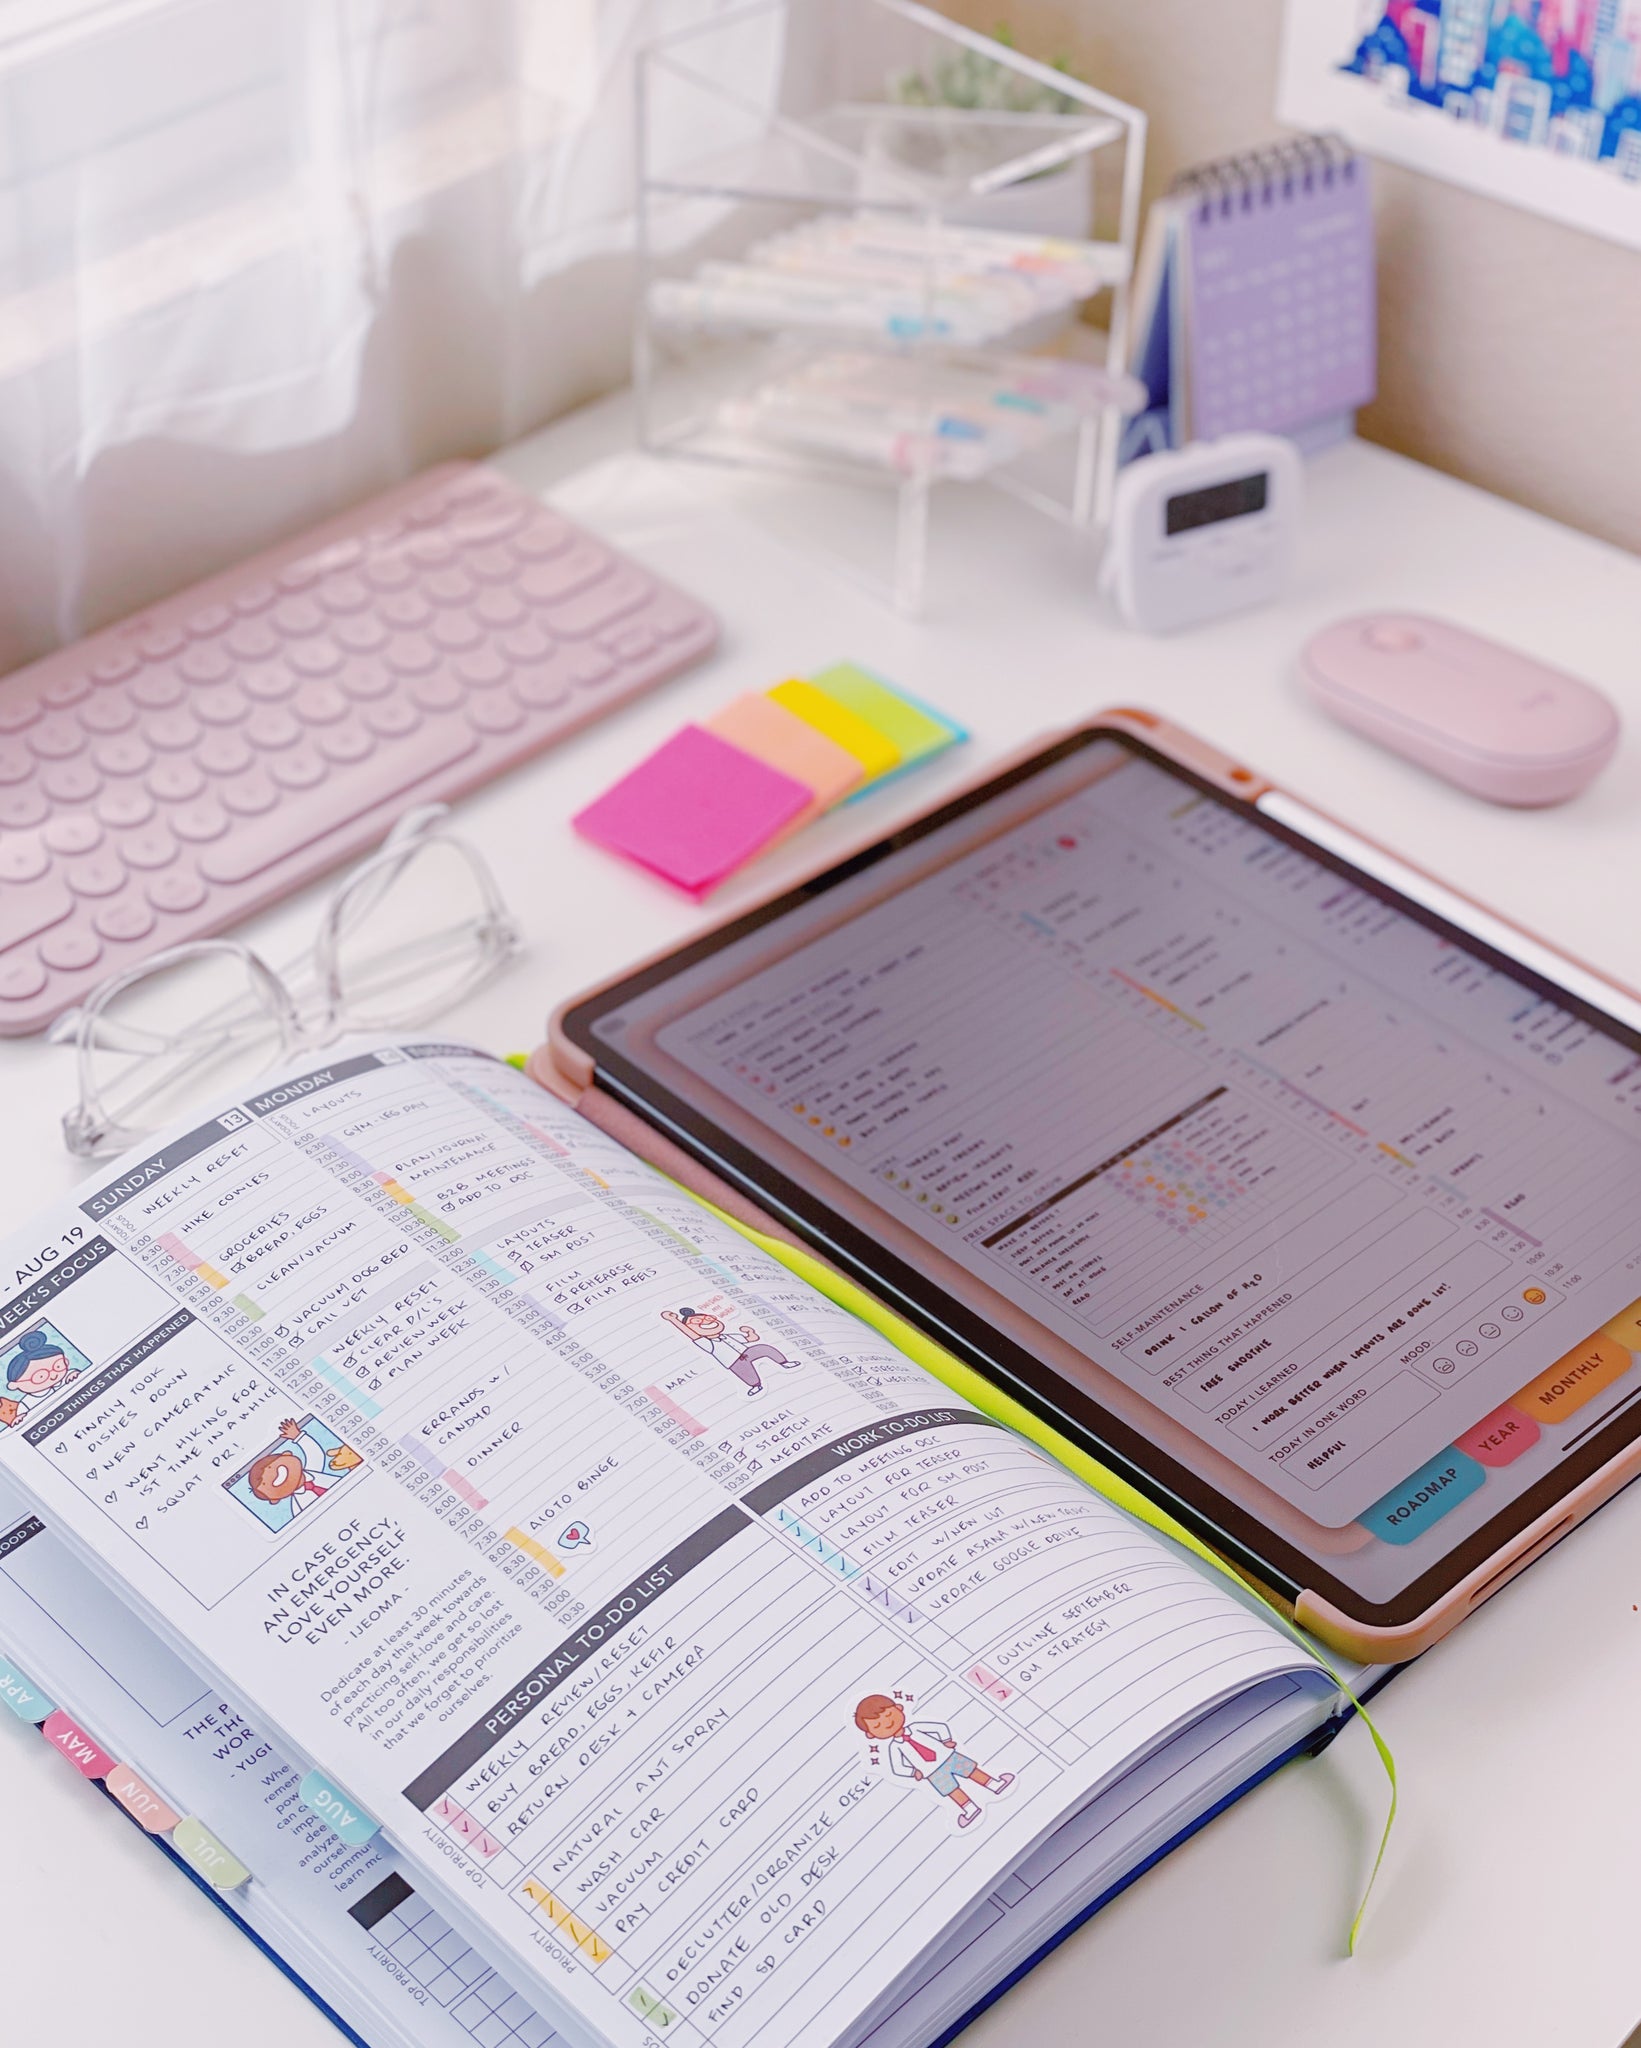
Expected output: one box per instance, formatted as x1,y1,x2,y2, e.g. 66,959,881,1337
690,1195,1397,1954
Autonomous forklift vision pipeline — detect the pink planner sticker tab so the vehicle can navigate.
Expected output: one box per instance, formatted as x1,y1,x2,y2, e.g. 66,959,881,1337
573,724,812,899
106,1762,181,1833
41,1710,115,1779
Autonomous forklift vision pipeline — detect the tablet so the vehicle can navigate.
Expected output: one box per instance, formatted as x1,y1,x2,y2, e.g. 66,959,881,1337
552,712,1641,1659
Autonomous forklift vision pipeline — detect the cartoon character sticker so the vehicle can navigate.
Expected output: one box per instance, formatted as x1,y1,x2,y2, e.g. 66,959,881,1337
854,1693,1013,1829
224,1416,364,1533
660,1293,800,1398
0,1321,91,1430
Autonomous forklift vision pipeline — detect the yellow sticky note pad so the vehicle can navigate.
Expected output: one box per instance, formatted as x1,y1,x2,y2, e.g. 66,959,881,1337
767,679,901,785
809,662,962,767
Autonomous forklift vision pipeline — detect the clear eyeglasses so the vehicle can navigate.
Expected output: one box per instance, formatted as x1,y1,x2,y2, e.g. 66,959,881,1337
51,805,522,1159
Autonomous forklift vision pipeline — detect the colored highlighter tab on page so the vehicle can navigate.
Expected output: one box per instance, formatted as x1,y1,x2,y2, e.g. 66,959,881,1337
766,678,901,789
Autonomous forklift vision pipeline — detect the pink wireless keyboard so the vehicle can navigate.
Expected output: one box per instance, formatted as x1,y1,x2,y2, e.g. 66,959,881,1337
0,462,719,1035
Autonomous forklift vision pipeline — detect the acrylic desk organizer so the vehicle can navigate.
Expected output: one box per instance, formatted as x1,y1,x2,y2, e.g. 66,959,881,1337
633,0,1147,615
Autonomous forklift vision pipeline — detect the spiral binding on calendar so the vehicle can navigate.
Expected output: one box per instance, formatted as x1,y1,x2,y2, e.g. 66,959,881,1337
1170,132,1361,215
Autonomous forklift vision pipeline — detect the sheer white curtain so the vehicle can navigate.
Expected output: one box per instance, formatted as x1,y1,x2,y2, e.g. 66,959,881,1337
0,0,773,667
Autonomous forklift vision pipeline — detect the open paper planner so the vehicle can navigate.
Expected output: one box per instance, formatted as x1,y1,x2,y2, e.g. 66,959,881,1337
0,1042,1366,2048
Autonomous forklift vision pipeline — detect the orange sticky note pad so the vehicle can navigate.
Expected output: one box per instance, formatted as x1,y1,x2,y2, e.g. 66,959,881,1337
766,678,902,785
704,694,864,824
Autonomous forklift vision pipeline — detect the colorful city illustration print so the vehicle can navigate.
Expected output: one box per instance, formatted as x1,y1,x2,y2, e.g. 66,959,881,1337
224,1415,365,1532
0,1320,91,1429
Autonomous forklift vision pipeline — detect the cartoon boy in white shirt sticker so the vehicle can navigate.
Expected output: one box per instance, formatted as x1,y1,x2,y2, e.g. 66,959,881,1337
854,1694,1013,1829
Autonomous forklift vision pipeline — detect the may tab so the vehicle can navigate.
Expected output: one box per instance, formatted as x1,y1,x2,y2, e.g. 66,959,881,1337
41,1710,114,1778
299,1768,380,1846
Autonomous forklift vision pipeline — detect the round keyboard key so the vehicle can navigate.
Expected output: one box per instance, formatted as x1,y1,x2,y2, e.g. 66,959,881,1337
246,706,301,750
0,787,48,830
649,599,704,641
318,572,371,615
65,852,125,897
28,716,84,761
364,697,421,739
147,710,200,752
180,641,234,685
292,680,347,725
92,734,152,778
467,693,524,735
289,637,343,678
0,691,42,734
270,746,325,790
513,513,576,560
98,785,154,829
43,670,92,708
171,798,229,844
95,899,156,943
124,826,178,871
431,610,483,653
221,770,278,816
232,579,277,614
500,622,554,664
568,648,617,689
149,757,206,803
473,586,526,628
91,647,141,684
0,741,32,784
337,656,393,701
241,664,295,702
409,671,462,713
311,537,363,575
134,623,186,661
452,500,527,545
43,813,102,855
602,624,659,661
380,588,433,630
427,565,475,605
42,760,102,804
383,633,438,676
335,613,389,653
188,603,233,636
193,683,249,727
0,953,48,1003
198,730,253,776
0,835,49,883
226,618,282,662
275,556,322,592
455,646,510,689
272,596,324,637
131,667,186,709
317,719,372,765
407,530,455,568
466,545,517,585
79,691,136,735
40,926,103,973
362,550,415,592
148,869,205,914
512,662,572,710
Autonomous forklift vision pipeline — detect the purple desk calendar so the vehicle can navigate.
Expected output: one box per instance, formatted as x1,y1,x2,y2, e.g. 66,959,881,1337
1181,137,1376,444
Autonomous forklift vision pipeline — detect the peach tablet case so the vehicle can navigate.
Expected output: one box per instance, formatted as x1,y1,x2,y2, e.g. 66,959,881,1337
1301,612,1620,806
534,707,1641,1664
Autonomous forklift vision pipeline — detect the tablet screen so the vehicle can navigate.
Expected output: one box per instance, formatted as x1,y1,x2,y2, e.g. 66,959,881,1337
565,729,1641,1624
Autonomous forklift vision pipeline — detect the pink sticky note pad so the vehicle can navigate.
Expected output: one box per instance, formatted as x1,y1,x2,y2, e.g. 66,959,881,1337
573,725,813,898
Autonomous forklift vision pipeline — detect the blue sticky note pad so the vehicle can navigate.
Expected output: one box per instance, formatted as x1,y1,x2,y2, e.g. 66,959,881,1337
574,724,813,898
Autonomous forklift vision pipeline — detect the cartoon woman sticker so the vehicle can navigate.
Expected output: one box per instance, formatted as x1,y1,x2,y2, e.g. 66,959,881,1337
0,1324,89,1429
661,1305,799,1397
854,1694,1014,1829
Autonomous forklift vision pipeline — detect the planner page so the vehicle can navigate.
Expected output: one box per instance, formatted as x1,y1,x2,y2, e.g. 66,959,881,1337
0,1042,1324,2048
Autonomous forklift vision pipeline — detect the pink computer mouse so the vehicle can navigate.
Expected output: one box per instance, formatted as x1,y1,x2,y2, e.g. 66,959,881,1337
1300,612,1620,806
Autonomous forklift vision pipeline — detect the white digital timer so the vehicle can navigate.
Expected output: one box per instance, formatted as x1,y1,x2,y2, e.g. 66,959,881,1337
1104,431,1302,634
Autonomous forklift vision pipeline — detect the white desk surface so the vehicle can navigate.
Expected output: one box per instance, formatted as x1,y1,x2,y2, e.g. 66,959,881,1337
4,397,1641,2048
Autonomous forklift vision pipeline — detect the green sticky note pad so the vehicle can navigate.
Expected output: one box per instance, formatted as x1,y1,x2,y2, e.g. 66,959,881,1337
809,664,965,799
